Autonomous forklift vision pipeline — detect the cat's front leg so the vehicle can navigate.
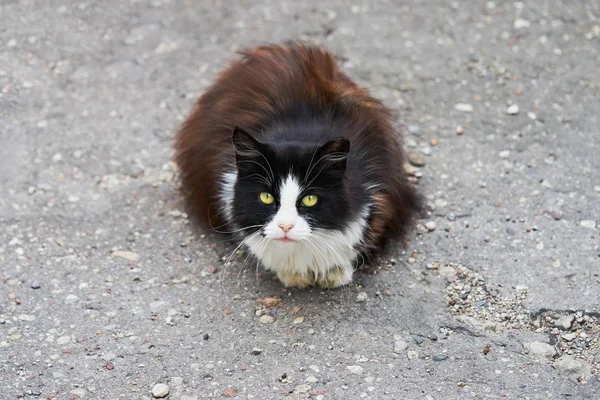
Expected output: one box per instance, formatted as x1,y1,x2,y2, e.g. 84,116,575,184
316,265,353,289
277,271,314,288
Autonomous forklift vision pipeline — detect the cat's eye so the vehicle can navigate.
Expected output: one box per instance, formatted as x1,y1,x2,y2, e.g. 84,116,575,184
259,192,275,205
301,194,318,207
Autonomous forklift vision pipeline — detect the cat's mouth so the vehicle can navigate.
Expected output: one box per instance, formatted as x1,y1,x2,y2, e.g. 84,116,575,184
276,237,295,243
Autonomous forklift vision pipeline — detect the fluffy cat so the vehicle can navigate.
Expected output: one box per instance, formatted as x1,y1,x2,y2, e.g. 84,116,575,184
174,42,421,288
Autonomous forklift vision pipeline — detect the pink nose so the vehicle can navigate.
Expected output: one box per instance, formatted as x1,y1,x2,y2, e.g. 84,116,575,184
278,223,294,233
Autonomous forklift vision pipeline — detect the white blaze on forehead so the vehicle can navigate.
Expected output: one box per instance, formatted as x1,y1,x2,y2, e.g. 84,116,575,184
279,175,301,213
274,175,301,227
262,174,312,240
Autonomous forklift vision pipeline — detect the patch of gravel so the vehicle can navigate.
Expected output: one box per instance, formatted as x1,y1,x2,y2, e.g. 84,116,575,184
433,262,599,381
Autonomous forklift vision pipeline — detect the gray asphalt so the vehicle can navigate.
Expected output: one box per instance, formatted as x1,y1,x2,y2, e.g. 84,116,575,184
1,1,599,399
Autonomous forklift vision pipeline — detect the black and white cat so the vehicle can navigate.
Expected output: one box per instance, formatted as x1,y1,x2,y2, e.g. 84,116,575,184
175,43,421,288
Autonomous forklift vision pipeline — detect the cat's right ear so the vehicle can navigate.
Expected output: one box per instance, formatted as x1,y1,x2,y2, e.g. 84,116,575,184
232,127,264,160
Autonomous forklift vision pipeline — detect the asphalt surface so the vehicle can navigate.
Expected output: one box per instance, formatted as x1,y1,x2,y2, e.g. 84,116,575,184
1,0,599,399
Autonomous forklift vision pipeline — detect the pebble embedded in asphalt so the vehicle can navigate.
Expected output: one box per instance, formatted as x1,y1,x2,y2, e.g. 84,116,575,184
454,103,473,112
408,124,421,135
346,365,363,374
579,220,596,229
259,315,275,324
356,292,368,302
523,341,556,360
425,221,436,232
152,383,170,398
553,355,592,381
554,315,575,330
407,152,426,167
393,340,408,353
507,104,520,115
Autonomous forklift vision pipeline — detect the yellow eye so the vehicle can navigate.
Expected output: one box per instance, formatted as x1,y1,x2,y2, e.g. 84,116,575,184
301,194,318,207
259,192,274,205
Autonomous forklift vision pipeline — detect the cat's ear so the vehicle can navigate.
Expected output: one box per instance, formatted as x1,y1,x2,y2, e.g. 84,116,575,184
232,127,264,160
318,138,350,170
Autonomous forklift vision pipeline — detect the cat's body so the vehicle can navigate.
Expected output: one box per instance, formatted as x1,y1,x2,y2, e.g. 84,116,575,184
175,43,421,288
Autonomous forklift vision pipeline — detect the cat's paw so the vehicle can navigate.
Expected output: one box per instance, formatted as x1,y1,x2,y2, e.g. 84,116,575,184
277,272,314,288
316,266,353,289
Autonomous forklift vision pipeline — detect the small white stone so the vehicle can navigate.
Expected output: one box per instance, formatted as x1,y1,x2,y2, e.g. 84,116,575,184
52,153,63,162
7,39,17,47
70,388,86,398
393,340,408,353
507,104,520,115
425,221,437,232
68,195,80,202
151,383,170,398
57,335,71,345
65,294,79,304
346,365,363,374
420,146,432,156
306,375,318,383
514,18,531,29
579,220,596,229
438,266,456,279
294,384,312,393
523,341,556,360
527,111,537,120
407,350,419,360
554,315,575,330
562,333,577,341
356,292,368,302
434,199,448,208
553,355,592,381
18,314,36,322
259,315,275,324
112,250,140,262
454,103,473,112
499,150,510,159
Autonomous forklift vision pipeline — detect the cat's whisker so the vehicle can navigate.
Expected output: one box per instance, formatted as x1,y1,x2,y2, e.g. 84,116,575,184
257,152,275,183
304,151,345,184
235,160,273,184
210,224,264,235
219,239,249,292
302,239,325,284
239,173,271,187
313,230,366,271
303,142,322,182
253,236,271,296
236,234,265,284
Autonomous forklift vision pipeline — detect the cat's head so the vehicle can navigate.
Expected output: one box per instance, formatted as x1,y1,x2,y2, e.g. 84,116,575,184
230,127,352,244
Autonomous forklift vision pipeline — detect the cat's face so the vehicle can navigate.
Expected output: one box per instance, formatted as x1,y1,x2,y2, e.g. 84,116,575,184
230,128,351,244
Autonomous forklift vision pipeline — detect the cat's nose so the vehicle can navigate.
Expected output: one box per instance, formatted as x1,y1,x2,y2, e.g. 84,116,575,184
278,223,294,233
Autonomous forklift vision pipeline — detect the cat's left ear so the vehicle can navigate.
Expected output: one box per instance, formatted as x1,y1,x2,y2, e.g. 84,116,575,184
232,127,264,160
318,138,350,171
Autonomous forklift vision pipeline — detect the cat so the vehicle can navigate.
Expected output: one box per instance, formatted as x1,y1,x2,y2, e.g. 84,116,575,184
174,42,421,288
